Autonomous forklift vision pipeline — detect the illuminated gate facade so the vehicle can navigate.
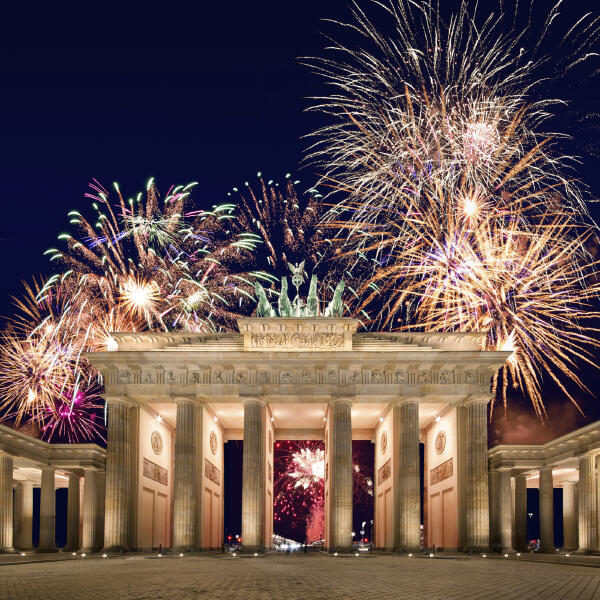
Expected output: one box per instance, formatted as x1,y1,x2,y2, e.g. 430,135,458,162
88,317,508,552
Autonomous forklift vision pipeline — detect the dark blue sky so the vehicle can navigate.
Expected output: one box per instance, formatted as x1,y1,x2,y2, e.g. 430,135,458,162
1,1,600,434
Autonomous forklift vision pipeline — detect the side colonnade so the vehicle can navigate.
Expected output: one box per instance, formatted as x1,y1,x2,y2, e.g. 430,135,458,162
489,421,600,554
0,423,105,553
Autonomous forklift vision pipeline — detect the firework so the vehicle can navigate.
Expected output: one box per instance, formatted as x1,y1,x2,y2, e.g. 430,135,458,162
40,390,106,444
306,0,600,415
227,174,325,276
0,280,104,438
223,173,355,310
274,441,325,542
47,178,266,334
0,329,77,426
273,440,374,543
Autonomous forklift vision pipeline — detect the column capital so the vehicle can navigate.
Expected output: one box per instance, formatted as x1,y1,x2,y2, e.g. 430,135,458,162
577,450,600,459
329,396,353,406
174,395,199,405
103,396,133,408
561,480,577,488
240,396,266,406
463,395,492,407
538,465,554,473
393,396,420,407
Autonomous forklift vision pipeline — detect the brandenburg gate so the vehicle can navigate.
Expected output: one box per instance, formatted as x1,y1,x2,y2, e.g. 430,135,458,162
87,311,509,553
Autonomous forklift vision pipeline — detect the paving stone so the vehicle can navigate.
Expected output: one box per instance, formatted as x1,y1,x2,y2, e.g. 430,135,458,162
1,552,600,599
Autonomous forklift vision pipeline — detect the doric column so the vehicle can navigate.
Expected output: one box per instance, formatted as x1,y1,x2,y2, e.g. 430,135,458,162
577,454,597,553
13,483,22,551
96,470,106,551
538,467,554,552
0,455,14,552
562,481,578,551
103,398,131,551
173,397,196,551
465,397,490,551
393,398,420,551
19,480,34,550
514,473,528,552
66,473,81,551
488,470,500,551
329,398,353,553
82,469,98,552
242,398,265,552
39,466,56,552
498,470,514,553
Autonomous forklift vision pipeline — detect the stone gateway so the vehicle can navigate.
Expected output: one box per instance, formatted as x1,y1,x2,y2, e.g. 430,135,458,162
85,317,508,553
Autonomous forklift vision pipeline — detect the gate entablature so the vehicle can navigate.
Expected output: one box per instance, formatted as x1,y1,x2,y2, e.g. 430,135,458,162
87,318,510,404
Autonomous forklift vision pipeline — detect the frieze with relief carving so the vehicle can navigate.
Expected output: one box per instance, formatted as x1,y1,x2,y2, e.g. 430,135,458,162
113,366,491,389
430,458,453,485
378,459,391,485
205,459,220,486
250,332,345,350
143,458,168,486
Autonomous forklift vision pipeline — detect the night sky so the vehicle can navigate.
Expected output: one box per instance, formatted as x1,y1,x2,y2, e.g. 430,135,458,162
2,0,600,542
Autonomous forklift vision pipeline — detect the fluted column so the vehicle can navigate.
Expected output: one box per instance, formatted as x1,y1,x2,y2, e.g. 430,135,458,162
0,455,14,552
539,467,554,552
465,397,490,551
578,454,597,553
39,466,56,552
498,470,514,553
242,399,265,552
65,473,80,551
13,483,22,551
103,398,131,551
514,473,528,551
329,398,353,553
489,470,500,551
82,469,98,552
173,398,196,551
19,480,34,550
562,481,578,551
96,470,105,551
394,399,420,551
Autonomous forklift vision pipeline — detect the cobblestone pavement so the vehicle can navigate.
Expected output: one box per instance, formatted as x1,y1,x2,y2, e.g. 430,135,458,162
2,552,600,600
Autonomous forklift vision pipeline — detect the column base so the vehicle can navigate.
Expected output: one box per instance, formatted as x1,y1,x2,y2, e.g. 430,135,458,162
36,547,57,553
328,547,353,554
395,546,421,554
102,546,130,554
241,546,264,554
173,546,195,553
539,547,557,554
500,547,515,554
464,546,489,553
0,548,15,553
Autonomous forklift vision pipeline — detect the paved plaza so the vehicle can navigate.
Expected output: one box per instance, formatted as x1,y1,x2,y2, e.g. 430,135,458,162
1,552,600,600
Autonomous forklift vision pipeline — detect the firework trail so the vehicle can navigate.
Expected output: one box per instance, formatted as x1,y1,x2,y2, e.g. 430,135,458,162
0,178,272,441
225,172,358,310
306,0,600,416
47,178,269,333
273,440,374,543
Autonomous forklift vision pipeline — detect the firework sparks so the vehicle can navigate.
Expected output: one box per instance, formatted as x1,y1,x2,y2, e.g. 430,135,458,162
273,440,373,543
306,0,600,416
289,447,325,489
41,390,106,444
